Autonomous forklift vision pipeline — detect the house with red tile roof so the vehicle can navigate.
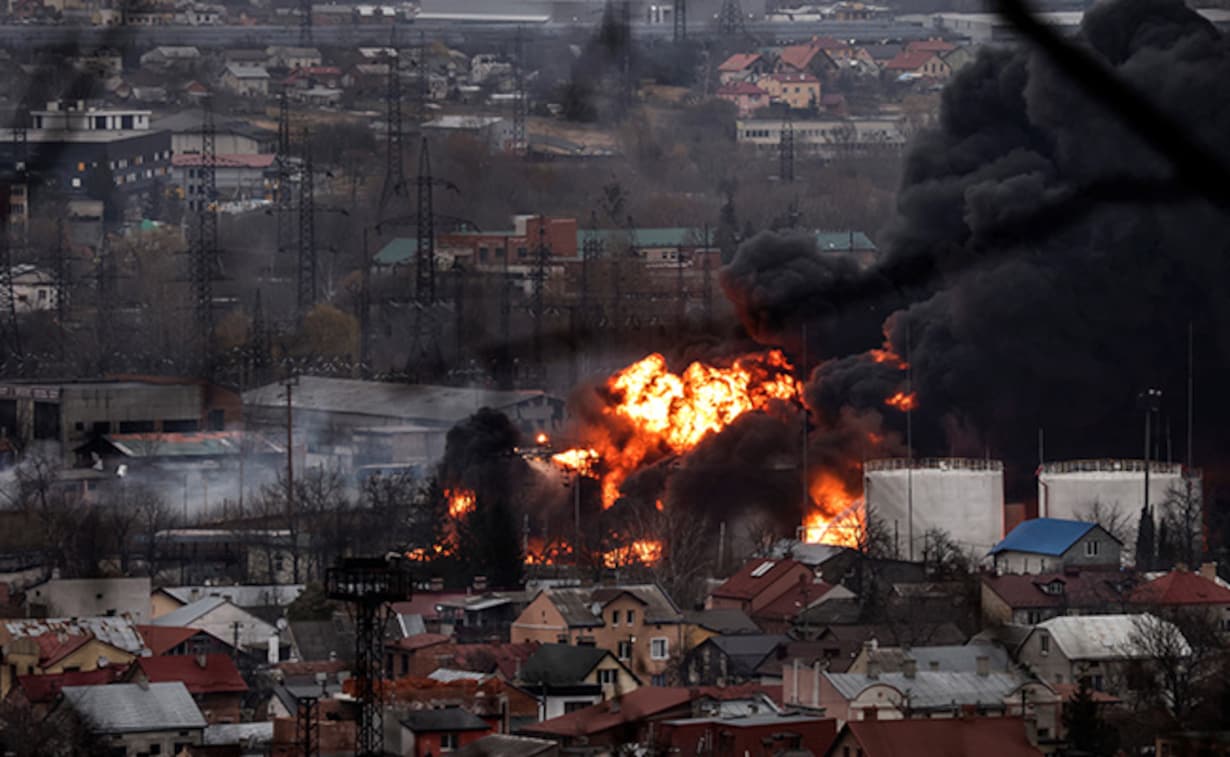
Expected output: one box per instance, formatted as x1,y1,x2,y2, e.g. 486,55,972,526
0,630,137,698
716,80,770,116
980,570,1137,626
6,666,129,716
1130,567,1230,631
136,624,240,658
385,633,453,678
758,72,821,111
657,713,836,756
708,557,817,620
130,653,248,723
905,38,958,54
823,716,1045,757
883,50,952,79
717,52,768,84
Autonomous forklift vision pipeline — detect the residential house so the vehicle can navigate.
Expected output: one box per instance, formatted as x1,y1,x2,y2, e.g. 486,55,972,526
10,265,57,313
385,633,452,678
23,576,150,622
136,624,243,658
682,608,760,649
717,52,768,84
816,665,1060,734
516,644,640,719
400,708,493,756
883,50,952,80
682,634,789,685
798,624,970,673
139,45,201,69
1016,614,1189,695
54,681,206,755
385,674,540,734
284,65,343,89
510,585,684,685
981,569,1136,626
201,722,275,753
758,72,821,111
455,734,560,756
288,614,355,664
716,81,769,117
904,39,958,55
422,115,516,153
151,584,305,619
846,642,1012,676
657,714,836,756
1129,565,1230,631
147,596,278,651
130,653,247,723
753,578,837,634
434,591,531,642
823,717,1046,757
941,46,977,75
390,590,468,637
221,64,270,97
988,518,1122,574
0,616,143,697
5,666,129,717
708,557,814,615
776,39,839,79
265,46,323,71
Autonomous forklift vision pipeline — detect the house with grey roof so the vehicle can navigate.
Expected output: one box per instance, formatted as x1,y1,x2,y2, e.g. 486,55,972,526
1016,613,1188,698
55,682,206,755
399,707,493,755
150,596,278,650
517,644,641,720
221,63,270,96
846,642,1013,676
681,634,791,686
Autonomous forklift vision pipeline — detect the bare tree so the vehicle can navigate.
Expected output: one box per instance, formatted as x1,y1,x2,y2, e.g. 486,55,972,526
1124,612,1219,728
1159,480,1203,569
1076,500,1133,550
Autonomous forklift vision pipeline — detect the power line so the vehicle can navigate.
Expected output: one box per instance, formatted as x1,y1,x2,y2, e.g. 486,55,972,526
297,127,316,314
190,97,218,370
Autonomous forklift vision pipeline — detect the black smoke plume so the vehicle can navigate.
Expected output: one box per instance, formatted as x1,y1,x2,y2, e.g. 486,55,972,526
722,0,1230,498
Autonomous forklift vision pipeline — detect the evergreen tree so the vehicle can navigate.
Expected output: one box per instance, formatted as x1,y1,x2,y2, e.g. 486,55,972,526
1062,674,1119,756
1134,504,1155,570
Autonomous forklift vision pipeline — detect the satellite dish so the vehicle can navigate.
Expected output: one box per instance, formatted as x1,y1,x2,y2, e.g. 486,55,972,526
276,617,289,632
116,464,128,478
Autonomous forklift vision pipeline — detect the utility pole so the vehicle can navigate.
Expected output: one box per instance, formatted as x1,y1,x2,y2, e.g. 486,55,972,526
779,110,795,183
297,127,316,314
717,0,744,38
379,30,405,215
531,215,550,376
673,0,687,42
191,98,218,371
359,227,371,377
275,86,295,271
285,376,297,582
511,26,528,157
298,0,312,45
497,236,513,389
415,138,436,304
675,245,686,330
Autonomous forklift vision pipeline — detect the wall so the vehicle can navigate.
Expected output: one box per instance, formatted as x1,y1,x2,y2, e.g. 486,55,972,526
112,728,202,756
27,577,151,623
510,592,569,646
1061,531,1122,569
590,594,682,682
587,656,640,699
188,603,277,649
403,727,491,757
151,591,183,619
1017,629,1075,688
865,460,1005,557
1,639,135,697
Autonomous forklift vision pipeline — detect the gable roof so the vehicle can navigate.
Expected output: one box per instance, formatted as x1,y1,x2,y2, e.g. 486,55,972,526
1032,614,1188,660
700,634,790,677
1130,570,1230,606
159,584,305,609
884,50,942,71
389,632,451,652
862,644,1012,674
401,707,490,732
835,717,1044,757
148,596,229,627
135,653,247,695
981,571,1135,610
519,644,618,686
136,625,228,656
988,518,1102,556
753,580,833,625
718,53,762,72
683,608,761,635
16,666,129,703
4,617,144,654
712,558,808,602
224,63,270,79
520,686,694,737
778,42,834,72
28,632,92,666
61,682,207,733
823,670,1039,710
717,81,768,97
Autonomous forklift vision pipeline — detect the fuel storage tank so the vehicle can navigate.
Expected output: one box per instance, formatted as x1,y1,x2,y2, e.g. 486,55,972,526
1038,459,1197,532
864,458,1005,558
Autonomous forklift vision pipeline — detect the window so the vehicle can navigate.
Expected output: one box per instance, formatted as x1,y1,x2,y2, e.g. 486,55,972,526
611,610,619,626
517,246,527,258
626,610,635,625
652,674,666,686
597,668,617,685
617,640,632,660
651,637,669,660
564,700,589,713
71,178,81,188
121,115,134,129
1026,610,1043,624
1040,634,1050,655
440,733,458,751
149,744,161,754
1085,540,1099,557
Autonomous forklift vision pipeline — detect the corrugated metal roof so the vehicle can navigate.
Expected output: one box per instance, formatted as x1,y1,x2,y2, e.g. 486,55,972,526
989,518,1098,556
866,644,1011,674
4,616,144,654
824,670,1033,708
162,584,304,608
204,722,274,746
1034,614,1189,660
102,431,282,459
148,596,229,627
61,682,207,733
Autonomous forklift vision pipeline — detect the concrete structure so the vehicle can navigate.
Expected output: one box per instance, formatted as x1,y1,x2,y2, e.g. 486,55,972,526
1038,460,1198,549
736,117,907,158
422,115,515,152
988,518,1122,574
30,102,151,132
174,152,276,208
152,110,274,156
864,458,1005,558
1017,614,1187,696
25,577,151,623
0,377,238,461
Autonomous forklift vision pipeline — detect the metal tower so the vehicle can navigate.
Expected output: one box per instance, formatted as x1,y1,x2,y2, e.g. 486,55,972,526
413,32,430,129
297,128,316,314
717,0,743,37
299,0,312,45
580,211,601,334
511,27,528,157
673,0,687,42
379,31,405,213
620,0,634,113
530,215,550,371
276,87,295,265
415,138,436,303
325,558,411,757
190,99,218,366
53,218,68,329
296,696,320,757
779,111,795,183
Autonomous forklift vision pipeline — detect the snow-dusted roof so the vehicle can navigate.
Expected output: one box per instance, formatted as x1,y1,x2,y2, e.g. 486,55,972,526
1032,613,1189,660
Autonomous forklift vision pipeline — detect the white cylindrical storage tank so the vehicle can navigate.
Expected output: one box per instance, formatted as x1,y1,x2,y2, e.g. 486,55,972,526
864,458,1005,559
1038,460,1198,540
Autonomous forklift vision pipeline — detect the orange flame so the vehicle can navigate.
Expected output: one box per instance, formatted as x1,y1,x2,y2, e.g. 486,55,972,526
560,350,801,509
446,488,476,518
602,539,664,568
552,448,600,477
884,391,917,412
870,346,908,370
803,471,863,548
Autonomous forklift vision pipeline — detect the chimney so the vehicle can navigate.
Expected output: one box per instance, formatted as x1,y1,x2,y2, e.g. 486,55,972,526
866,659,880,680
902,657,917,679
976,656,990,677
196,653,207,669
1200,562,1218,581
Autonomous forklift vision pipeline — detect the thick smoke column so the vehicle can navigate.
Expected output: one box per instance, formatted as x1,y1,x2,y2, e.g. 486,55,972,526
723,0,1230,496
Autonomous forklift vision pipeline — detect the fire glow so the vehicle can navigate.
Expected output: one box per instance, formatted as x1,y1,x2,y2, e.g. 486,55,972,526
560,350,802,509
884,391,917,412
446,488,476,518
803,472,864,548
602,539,664,568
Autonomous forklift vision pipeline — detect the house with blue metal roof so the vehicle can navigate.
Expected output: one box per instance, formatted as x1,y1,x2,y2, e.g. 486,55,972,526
988,518,1121,575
